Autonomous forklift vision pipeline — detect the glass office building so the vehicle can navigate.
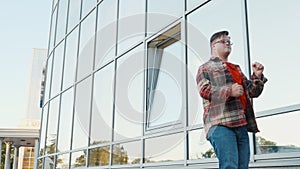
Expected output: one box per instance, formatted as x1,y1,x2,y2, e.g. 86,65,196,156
38,0,300,168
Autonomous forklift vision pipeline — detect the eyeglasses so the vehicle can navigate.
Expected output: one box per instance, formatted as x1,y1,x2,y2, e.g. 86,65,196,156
214,40,233,46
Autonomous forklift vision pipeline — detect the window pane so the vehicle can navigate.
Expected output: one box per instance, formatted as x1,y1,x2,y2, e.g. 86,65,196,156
77,11,96,80
146,25,185,129
248,0,300,111
145,133,184,163
90,64,114,145
81,0,97,18
117,0,145,55
51,42,65,97
95,0,118,69
39,104,48,156
56,0,68,44
114,46,144,140
44,55,53,104
67,0,81,32
46,96,60,154
255,111,300,154
89,146,110,167
57,88,74,152
187,0,246,125
70,151,86,168
188,129,215,159
147,0,183,35
72,77,92,149
62,28,79,90
187,0,246,70
112,141,141,165
56,153,70,169
49,7,57,52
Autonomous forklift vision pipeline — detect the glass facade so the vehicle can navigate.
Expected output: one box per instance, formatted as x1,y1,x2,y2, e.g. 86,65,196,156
38,0,300,168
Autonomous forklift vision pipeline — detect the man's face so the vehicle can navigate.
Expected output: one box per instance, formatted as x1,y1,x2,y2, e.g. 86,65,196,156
212,35,232,57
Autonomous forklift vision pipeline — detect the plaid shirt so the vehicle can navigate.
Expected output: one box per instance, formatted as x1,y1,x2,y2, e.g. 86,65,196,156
196,56,267,138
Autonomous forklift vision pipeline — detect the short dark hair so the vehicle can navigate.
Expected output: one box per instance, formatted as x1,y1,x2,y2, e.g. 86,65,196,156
210,30,229,45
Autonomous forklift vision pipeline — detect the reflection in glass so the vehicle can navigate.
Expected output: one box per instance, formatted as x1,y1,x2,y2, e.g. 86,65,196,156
70,151,86,168
146,24,184,129
55,0,68,44
112,141,141,165
187,18,207,126
39,104,48,156
95,0,118,69
90,64,114,145
37,157,43,169
56,153,70,169
44,55,53,103
147,0,183,35
77,10,96,80
44,156,55,169
255,111,300,154
188,129,215,159
51,42,65,97
117,0,145,55
62,28,79,90
114,46,144,140
67,0,81,32
72,77,92,149
89,146,110,167
145,133,184,163
57,88,74,152
46,96,60,154
248,0,300,111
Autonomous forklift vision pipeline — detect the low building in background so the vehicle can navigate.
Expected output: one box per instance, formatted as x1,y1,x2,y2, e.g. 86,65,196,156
0,48,47,169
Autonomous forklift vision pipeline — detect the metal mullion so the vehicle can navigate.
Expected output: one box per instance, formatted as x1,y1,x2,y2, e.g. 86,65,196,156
182,1,188,165
86,3,99,167
110,0,120,166
241,0,255,162
68,3,82,166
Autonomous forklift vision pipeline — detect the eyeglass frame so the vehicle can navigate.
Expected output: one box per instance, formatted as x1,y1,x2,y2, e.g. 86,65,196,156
214,39,233,46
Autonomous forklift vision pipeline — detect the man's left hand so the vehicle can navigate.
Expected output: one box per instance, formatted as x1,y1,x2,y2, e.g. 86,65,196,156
252,62,264,78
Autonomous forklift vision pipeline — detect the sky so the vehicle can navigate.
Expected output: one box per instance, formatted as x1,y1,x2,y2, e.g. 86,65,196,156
0,1,51,128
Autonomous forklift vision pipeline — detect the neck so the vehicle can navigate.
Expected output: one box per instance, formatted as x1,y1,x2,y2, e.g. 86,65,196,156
219,55,228,62
212,54,228,62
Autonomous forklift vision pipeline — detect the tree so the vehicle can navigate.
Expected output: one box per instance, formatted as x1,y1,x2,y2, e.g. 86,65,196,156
89,146,110,166
256,136,278,153
112,145,128,165
201,148,216,158
75,154,86,167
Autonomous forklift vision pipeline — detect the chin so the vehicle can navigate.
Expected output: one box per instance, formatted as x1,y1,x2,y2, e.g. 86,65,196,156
224,51,231,56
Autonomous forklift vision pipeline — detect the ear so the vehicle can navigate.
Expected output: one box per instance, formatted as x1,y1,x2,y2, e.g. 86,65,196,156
211,44,216,49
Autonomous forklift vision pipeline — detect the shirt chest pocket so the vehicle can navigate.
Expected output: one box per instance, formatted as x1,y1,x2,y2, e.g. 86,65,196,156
210,67,229,86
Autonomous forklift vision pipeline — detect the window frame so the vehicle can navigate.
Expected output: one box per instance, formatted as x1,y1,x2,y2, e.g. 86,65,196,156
145,22,184,132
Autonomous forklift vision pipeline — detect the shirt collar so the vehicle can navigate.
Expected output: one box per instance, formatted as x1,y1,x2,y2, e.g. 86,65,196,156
210,55,222,62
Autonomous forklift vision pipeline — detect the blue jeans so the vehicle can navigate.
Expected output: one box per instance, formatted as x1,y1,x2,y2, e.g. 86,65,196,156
208,125,250,169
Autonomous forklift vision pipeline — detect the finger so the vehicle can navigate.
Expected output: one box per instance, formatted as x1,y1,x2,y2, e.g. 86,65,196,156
257,64,263,70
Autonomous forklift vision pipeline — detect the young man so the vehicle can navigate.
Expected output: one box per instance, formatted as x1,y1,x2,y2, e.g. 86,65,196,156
196,30,267,169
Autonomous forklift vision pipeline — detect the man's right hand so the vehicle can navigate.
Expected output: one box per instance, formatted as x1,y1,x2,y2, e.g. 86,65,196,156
230,83,243,97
